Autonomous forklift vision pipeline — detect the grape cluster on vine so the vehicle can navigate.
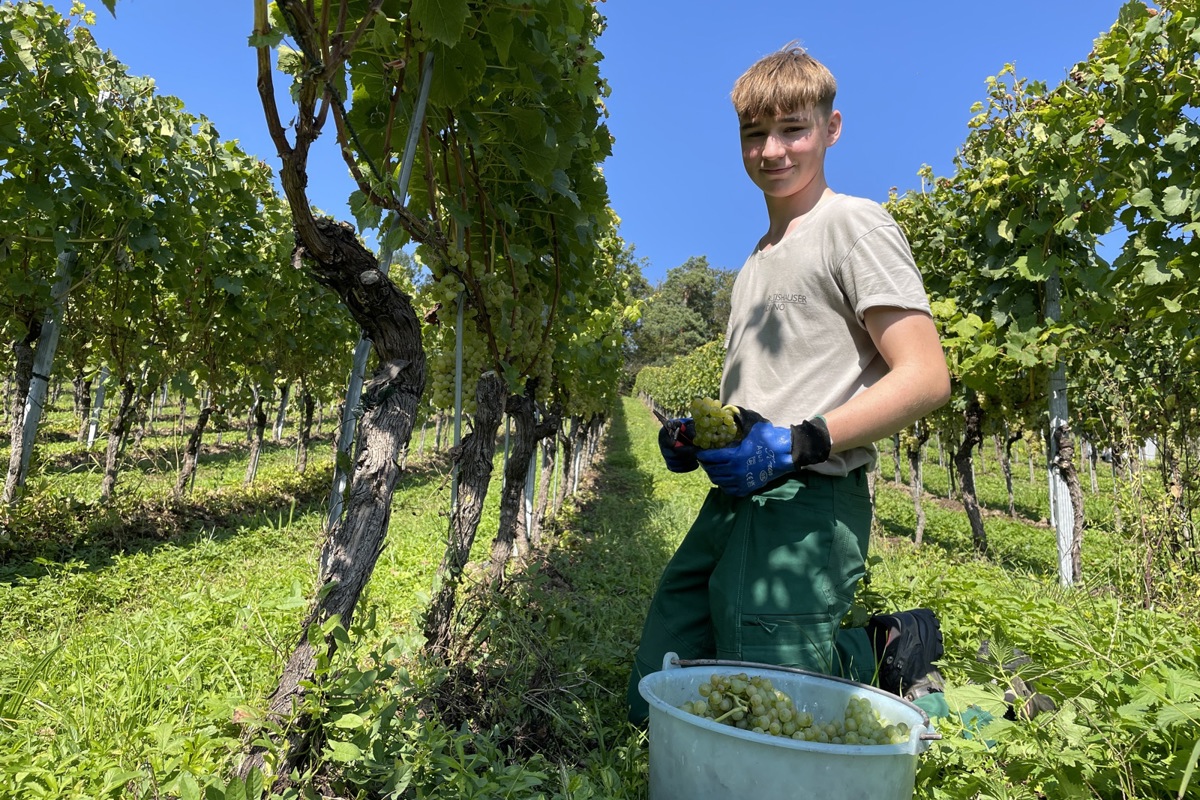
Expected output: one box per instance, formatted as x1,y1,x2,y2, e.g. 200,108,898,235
417,245,574,414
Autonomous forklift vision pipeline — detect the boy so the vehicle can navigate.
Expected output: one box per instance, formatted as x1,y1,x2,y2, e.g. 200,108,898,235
628,44,951,723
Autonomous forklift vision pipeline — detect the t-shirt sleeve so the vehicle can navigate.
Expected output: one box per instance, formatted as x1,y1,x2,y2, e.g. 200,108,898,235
835,222,932,324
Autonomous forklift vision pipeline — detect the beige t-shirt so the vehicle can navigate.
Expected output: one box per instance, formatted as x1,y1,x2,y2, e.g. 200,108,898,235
720,192,932,476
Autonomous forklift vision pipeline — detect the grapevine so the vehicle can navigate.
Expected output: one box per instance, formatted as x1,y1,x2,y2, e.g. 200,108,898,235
679,673,911,745
634,338,724,416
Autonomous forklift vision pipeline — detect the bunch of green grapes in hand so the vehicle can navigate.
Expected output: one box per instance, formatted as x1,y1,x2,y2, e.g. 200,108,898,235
689,397,740,449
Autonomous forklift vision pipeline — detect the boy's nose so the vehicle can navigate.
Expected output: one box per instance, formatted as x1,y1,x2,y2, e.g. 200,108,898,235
762,134,786,158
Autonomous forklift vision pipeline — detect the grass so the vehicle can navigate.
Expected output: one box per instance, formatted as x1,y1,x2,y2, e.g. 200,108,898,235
0,485,326,797
0,397,518,799
0,395,1197,799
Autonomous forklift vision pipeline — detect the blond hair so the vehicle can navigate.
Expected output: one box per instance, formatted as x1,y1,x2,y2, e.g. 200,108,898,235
731,43,837,121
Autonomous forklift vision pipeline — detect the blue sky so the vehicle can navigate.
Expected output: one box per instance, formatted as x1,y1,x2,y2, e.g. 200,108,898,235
66,0,1132,283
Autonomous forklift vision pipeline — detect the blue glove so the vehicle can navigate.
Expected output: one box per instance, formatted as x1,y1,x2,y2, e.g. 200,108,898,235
696,412,831,497
696,420,793,496
658,417,700,473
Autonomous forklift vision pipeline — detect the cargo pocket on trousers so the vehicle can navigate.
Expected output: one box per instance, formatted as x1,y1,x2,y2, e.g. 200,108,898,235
737,613,839,674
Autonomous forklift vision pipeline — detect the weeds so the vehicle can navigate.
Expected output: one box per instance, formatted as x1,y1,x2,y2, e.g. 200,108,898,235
1,398,1197,799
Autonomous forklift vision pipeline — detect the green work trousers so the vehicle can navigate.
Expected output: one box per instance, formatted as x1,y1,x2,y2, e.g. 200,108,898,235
628,468,876,723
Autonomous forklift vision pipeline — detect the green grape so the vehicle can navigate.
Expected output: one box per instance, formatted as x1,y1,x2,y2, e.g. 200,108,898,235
689,396,739,449
678,676,910,746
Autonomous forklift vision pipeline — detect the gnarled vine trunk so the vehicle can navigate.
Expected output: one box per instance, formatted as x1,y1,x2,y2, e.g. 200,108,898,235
1051,423,1086,583
488,390,558,583
947,441,957,500
174,403,215,497
296,388,315,473
99,376,137,501
905,423,930,546
954,397,988,554
244,394,267,486
237,218,427,782
1001,428,1021,517
530,409,562,550
4,319,41,503
892,432,903,485
422,371,505,656
74,374,92,444
273,382,289,442
559,416,581,505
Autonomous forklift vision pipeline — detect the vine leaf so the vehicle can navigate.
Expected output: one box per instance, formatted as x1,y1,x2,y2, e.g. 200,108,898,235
412,0,469,46
484,11,515,64
429,37,485,106
1161,186,1189,217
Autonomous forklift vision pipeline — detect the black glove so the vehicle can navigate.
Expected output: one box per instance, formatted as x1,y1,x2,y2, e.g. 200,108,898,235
658,416,700,473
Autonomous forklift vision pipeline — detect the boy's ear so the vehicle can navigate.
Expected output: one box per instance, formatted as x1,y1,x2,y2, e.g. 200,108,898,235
825,110,843,145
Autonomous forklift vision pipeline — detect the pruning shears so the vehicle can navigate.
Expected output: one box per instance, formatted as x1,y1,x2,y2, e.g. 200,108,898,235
653,408,696,449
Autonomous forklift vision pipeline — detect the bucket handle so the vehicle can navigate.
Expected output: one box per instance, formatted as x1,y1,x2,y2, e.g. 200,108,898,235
668,655,943,742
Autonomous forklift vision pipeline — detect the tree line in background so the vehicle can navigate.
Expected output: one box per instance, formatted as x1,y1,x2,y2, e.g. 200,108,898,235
633,0,1199,608
619,255,736,385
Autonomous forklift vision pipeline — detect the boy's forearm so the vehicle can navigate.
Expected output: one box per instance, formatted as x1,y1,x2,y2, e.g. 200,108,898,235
816,307,950,453
821,364,950,453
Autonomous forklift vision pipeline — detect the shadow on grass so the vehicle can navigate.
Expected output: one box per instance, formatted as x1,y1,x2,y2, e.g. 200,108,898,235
19,437,315,479
0,468,333,585
873,482,1058,577
427,397,676,764
0,441,456,588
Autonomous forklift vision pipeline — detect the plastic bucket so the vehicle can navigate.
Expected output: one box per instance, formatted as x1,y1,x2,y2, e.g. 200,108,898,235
638,653,937,800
